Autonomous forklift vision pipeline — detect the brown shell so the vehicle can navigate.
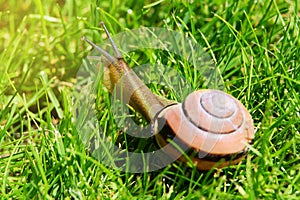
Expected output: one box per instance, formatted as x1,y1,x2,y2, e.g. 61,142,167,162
154,89,255,170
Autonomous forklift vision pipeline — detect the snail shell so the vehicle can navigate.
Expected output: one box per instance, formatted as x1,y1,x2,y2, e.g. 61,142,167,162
154,89,254,170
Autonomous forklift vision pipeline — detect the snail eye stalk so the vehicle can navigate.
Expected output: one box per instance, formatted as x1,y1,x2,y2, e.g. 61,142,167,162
100,22,122,58
82,36,117,64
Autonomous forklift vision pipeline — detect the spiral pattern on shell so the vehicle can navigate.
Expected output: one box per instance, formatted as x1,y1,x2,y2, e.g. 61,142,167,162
154,89,255,170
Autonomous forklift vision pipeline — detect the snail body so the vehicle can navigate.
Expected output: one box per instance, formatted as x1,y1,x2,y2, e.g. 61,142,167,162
83,22,255,170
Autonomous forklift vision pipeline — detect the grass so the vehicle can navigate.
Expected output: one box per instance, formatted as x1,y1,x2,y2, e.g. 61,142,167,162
0,0,299,199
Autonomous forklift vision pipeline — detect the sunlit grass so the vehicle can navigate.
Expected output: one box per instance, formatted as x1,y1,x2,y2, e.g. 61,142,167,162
0,0,299,199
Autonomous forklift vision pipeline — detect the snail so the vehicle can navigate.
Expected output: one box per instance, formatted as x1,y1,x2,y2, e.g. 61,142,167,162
82,22,255,170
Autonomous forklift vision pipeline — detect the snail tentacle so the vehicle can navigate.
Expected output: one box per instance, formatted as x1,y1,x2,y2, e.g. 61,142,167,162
100,22,122,58
82,36,117,64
